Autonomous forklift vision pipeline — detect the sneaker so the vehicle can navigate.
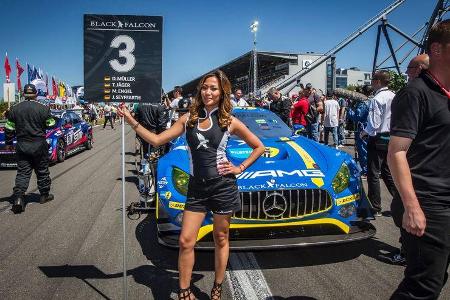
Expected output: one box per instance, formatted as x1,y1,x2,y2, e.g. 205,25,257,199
338,144,344,148
390,253,407,266
40,194,54,204
373,211,382,217
379,252,407,266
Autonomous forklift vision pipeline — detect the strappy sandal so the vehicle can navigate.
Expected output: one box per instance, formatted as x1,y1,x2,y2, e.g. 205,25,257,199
210,282,222,300
178,287,194,300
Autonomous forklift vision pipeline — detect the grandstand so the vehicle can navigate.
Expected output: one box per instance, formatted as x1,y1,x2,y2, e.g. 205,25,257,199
176,51,335,98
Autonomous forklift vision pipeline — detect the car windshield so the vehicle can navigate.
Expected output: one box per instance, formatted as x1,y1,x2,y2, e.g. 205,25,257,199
232,110,292,139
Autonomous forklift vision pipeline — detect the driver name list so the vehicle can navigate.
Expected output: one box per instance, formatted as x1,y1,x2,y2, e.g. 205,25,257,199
104,76,142,101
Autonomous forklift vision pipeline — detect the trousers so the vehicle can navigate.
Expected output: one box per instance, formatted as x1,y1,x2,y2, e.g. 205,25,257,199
367,136,397,212
391,207,450,300
14,140,51,196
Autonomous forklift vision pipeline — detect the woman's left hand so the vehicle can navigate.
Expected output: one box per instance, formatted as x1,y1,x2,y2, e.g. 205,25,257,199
217,161,241,176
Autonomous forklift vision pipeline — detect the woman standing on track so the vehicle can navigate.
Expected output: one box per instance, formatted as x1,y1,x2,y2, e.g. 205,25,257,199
118,70,265,300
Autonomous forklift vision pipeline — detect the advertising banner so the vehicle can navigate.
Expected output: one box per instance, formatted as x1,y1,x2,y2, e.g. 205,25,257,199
84,15,162,103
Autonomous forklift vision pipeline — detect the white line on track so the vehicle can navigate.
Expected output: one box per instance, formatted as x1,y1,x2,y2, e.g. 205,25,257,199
227,252,273,300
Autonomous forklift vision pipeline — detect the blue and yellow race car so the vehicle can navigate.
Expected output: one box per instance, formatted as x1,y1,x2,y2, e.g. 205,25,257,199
0,110,93,167
156,107,375,249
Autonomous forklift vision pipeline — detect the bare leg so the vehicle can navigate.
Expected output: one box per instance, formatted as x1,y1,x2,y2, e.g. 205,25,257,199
212,214,232,284
178,210,206,295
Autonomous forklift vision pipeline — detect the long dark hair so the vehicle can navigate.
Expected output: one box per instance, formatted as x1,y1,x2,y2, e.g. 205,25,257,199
187,69,233,128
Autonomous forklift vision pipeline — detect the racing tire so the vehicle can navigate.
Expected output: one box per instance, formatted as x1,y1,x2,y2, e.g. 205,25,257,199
85,132,93,150
57,139,66,162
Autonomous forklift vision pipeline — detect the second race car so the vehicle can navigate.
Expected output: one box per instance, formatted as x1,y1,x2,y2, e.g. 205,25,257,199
0,109,93,167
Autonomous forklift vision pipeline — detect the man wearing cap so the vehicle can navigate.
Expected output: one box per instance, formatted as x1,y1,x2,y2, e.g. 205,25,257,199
5,84,55,213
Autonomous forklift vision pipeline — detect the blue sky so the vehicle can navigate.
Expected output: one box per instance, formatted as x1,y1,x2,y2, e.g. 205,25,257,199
0,0,438,97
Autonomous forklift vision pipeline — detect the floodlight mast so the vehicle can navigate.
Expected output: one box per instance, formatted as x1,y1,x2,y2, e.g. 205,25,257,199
275,0,405,92
250,21,259,97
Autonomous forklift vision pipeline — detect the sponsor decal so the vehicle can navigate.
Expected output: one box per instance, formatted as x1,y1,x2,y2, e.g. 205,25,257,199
262,147,279,158
157,177,168,188
168,201,185,210
255,119,266,124
89,20,158,30
239,182,308,190
236,169,325,180
0,150,15,154
229,148,252,159
164,191,172,200
173,146,188,151
336,193,360,206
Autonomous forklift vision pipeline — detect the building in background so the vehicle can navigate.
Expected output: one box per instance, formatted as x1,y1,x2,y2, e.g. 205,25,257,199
335,67,372,88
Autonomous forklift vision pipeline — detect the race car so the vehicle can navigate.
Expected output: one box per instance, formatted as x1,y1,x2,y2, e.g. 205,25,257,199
156,107,375,250
0,110,93,167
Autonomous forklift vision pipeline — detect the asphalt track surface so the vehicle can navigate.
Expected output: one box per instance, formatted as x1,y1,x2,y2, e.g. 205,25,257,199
0,125,449,300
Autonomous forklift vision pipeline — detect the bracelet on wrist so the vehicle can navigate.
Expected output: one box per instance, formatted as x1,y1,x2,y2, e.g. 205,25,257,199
131,122,139,129
240,163,246,172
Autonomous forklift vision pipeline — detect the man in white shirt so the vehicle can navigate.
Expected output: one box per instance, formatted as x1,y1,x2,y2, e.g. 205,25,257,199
103,103,114,129
234,88,249,107
361,70,397,216
322,91,340,148
167,86,183,122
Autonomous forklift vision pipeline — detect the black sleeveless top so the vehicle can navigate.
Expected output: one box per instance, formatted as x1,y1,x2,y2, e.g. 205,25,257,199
185,107,230,179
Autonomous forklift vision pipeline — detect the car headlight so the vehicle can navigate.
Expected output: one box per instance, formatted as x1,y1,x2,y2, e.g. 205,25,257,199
46,138,52,145
172,167,189,196
332,163,350,194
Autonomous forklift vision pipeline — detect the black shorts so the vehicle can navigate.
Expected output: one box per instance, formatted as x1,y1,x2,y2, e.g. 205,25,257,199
185,174,241,215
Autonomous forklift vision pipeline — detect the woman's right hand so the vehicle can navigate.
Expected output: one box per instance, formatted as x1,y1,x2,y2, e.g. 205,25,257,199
117,104,134,125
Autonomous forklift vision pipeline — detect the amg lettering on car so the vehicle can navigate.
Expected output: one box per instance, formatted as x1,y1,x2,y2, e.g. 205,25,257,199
236,169,325,180
239,182,308,190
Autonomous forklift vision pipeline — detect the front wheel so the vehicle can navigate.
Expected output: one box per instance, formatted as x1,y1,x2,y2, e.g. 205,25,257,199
57,139,66,162
85,132,93,150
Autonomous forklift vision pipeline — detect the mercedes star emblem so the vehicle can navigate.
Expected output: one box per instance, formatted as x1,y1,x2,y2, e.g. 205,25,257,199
262,192,287,218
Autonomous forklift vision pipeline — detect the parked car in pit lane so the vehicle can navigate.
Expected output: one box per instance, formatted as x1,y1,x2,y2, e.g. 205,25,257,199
155,107,375,250
0,110,93,167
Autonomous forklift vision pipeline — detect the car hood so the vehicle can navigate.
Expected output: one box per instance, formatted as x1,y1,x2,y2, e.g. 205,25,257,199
227,136,348,191
166,135,352,191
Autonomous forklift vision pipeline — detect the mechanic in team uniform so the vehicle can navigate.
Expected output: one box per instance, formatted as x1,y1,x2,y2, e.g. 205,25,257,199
5,84,55,213
118,70,265,300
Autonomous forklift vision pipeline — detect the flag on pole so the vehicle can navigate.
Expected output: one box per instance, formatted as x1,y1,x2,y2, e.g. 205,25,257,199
4,52,12,83
52,76,58,96
59,81,66,97
16,58,24,92
32,66,38,81
27,64,32,83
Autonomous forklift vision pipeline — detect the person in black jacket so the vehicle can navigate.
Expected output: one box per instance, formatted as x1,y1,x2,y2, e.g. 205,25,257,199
267,87,292,126
5,84,55,213
134,102,168,156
